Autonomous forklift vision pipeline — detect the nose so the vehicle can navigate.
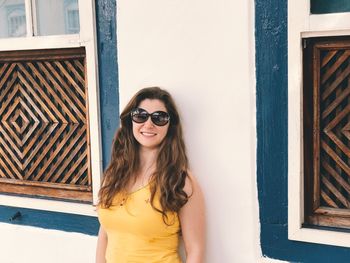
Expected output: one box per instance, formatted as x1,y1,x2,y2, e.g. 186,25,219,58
143,117,155,127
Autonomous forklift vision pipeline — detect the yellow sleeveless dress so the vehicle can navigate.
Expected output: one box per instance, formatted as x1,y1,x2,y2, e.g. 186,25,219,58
97,184,182,263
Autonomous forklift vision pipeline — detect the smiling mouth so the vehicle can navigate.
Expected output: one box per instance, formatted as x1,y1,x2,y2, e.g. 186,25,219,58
141,132,157,136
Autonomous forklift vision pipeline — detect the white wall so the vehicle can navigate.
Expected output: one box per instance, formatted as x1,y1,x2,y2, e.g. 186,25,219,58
0,0,288,262
0,223,96,263
117,0,264,262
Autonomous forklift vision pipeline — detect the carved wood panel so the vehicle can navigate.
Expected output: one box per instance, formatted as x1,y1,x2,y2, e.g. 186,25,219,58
0,48,92,202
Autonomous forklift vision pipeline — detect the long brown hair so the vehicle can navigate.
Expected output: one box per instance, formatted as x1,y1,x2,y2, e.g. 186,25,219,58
98,87,190,222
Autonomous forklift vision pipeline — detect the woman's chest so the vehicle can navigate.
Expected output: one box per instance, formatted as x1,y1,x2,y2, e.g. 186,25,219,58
98,189,179,237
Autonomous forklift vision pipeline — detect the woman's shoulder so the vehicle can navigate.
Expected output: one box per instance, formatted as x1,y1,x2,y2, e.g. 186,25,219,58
183,170,200,197
179,170,205,217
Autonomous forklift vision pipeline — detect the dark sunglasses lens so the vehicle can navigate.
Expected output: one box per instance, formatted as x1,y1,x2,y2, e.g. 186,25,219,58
132,111,149,123
151,112,170,126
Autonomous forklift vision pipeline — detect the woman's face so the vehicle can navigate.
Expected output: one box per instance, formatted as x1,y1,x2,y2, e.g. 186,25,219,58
132,99,169,150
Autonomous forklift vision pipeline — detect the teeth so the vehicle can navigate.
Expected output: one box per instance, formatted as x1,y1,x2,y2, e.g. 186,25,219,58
141,132,156,136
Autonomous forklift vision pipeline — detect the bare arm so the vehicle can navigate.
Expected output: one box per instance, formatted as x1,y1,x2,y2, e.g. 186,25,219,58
179,172,206,263
96,226,108,263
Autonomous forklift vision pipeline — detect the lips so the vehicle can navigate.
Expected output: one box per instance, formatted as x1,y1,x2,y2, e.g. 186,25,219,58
141,132,157,137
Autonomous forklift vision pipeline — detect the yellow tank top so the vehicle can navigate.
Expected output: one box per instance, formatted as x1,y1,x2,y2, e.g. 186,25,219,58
97,184,182,263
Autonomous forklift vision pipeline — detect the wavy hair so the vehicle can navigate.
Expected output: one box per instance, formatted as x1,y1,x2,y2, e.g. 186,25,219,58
98,87,190,223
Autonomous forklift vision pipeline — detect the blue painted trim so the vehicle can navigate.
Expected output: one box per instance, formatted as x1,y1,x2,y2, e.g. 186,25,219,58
0,0,119,235
255,0,350,262
96,0,119,169
0,205,99,235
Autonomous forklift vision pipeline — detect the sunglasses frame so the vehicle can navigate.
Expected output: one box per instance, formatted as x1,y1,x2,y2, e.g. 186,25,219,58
130,108,170,126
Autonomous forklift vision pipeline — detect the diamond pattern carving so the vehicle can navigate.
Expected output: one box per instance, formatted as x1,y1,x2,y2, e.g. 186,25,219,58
319,48,350,210
12,109,30,134
0,48,91,202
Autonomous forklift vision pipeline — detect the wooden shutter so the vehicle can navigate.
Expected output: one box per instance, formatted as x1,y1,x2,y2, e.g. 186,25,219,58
0,48,92,202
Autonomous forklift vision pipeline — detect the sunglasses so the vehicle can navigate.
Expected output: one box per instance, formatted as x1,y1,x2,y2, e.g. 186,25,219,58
130,108,170,126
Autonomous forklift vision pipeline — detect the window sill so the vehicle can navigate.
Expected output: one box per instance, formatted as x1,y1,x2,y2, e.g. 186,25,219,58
0,194,97,217
310,13,350,32
288,226,350,248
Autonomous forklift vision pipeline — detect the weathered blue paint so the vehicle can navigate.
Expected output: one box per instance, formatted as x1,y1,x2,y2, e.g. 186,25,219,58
311,0,350,14
256,0,350,262
96,0,119,169
0,0,118,235
0,205,99,235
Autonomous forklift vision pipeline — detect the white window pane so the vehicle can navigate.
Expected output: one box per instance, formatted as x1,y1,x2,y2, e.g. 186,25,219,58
0,0,26,38
35,0,79,36
311,0,350,14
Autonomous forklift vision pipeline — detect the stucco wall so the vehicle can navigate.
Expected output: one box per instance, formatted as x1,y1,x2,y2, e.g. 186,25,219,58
117,0,263,262
0,0,288,262
0,223,96,263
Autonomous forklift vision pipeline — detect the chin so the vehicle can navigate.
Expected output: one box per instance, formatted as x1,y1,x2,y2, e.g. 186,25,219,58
137,140,162,149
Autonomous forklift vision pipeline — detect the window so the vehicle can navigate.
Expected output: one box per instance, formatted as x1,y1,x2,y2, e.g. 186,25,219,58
303,36,350,230
7,4,26,37
0,0,81,38
65,0,79,34
289,0,350,248
0,47,92,202
311,1,350,14
0,1,26,38
34,0,80,36
0,0,101,216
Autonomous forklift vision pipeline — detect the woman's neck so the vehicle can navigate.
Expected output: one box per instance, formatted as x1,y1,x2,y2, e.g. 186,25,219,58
138,147,158,180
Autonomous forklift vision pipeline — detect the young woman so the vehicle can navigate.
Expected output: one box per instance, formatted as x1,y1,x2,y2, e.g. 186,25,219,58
96,87,205,263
